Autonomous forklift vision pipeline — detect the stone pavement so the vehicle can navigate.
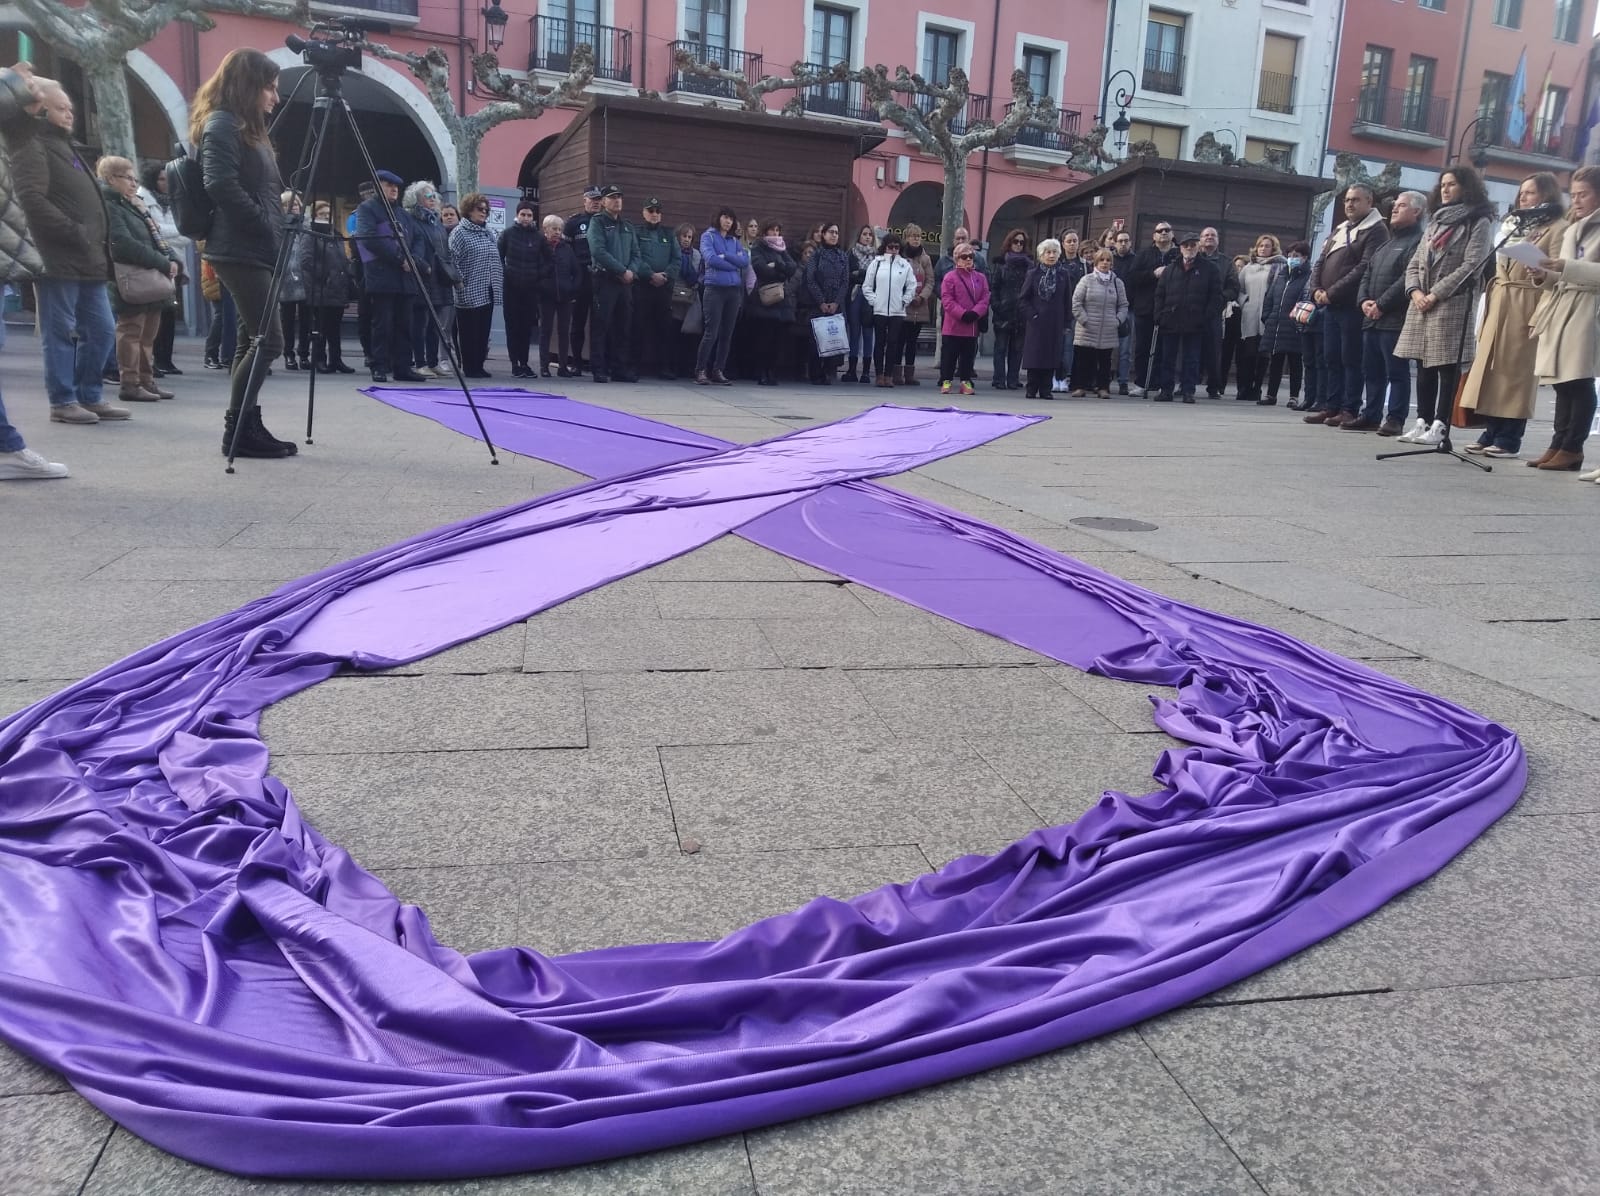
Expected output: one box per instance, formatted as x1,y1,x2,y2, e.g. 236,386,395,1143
3,334,1598,1196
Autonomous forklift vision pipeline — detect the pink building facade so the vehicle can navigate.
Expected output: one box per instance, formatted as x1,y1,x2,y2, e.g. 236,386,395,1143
99,0,1107,251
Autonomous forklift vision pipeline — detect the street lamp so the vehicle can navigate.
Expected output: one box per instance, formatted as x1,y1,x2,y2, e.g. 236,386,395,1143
1097,68,1136,154
481,0,509,54
1455,117,1491,169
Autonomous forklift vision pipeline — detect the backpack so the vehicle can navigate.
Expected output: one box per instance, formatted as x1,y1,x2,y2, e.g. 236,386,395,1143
165,147,213,241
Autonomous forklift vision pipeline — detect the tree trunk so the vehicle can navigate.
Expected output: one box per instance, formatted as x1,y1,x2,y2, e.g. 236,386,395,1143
452,125,480,201
84,58,136,160
941,154,966,259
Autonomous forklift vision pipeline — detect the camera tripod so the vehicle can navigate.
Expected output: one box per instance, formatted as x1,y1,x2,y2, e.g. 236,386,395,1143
226,37,499,471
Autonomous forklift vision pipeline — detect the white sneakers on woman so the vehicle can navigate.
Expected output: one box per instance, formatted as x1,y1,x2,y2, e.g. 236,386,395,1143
1412,420,1447,446
0,448,69,480
1395,417,1430,443
1577,466,1600,482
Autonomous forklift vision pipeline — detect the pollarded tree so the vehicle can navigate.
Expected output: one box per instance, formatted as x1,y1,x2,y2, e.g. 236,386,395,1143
13,0,310,160
674,54,1065,254
361,41,594,197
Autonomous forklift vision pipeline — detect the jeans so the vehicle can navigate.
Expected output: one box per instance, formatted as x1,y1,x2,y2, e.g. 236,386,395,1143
1055,332,1074,381
1116,327,1131,384
695,284,743,374
937,334,977,383
409,300,454,368
1549,378,1597,454
846,289,874,365
1475,415,1527,453
1360,327,1410,424
0,317,23,453
34,278,115,409
1322,306,1364,413
992,324,1023,386
205,291,237,364
1151,329,1202,394
210,261,284,420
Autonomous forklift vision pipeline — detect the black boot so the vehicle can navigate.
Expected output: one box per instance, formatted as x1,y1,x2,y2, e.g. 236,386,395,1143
250,406,299,456
221,410,291,459
842,357,858,383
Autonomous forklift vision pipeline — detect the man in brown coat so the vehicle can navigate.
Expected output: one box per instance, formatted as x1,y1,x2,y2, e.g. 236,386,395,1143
11,79,128,424
1306,183,1389,426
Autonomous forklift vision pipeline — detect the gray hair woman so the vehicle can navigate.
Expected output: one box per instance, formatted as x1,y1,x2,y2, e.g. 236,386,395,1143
402,180,457,377
98,155,179,402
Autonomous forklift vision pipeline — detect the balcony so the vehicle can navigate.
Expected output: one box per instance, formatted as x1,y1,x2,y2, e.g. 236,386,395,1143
665,41,762,101
909,90,990,136
1142,48,1184,96
1350,84,1449,146
1001,102,1083,166
529,14,632,85
1257,70,1297,115
796,65,878,124
1480,116,1579,163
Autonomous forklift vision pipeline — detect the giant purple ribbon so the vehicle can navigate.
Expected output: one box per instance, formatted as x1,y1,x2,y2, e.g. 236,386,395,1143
0,396,1522,1179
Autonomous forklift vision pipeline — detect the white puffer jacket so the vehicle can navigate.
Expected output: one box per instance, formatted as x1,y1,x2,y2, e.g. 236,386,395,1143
862,253,918,317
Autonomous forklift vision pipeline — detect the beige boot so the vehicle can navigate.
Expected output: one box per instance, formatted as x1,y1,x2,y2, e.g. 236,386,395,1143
119,373,161,402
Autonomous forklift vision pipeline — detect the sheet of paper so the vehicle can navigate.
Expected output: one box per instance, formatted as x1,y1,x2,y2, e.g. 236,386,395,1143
1498,240,1548,268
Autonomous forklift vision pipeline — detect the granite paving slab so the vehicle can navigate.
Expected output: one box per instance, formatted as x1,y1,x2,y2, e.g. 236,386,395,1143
0,1093,113,1196
745,1031,1261,1196
261,673,587,754
274,747,677,868
1365,659,1595,729
379,845,933,956
370,622,529,675
0,1044,67,1097
526,577,662,620
86,546,338,582
965,732,1186,826
650,580,875,621
523,617,780,672
635,537,805,582
1048,668,1178,733
755,617,976,668
659,737,1039,853
1142,977,1600,1195
1508,718,1600,815
846,667,1121,738
581,668,891,747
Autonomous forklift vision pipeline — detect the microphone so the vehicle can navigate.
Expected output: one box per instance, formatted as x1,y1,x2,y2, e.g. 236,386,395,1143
1512,202,1563,225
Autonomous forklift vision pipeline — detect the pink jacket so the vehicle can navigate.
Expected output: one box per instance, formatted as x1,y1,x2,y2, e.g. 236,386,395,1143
940,266,990,337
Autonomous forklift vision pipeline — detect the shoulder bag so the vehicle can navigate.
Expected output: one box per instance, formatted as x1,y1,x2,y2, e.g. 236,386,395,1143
114,261,176,306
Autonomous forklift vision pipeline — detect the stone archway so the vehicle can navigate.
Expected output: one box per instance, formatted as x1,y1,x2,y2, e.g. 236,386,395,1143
886,181,944,238
984,194,1041,256
517,134,562,200
124,50,187,158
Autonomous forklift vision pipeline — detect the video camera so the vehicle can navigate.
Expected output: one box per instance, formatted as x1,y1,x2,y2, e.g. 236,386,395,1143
285,17,392,76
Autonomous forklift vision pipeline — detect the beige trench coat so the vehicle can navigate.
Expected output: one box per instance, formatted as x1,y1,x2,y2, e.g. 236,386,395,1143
1459,217,1565,419
1531,208,1600,384
1394,214,1493,368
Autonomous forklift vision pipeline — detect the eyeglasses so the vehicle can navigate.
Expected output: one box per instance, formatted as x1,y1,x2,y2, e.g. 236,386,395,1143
1155,227,1173,234
885,246,901,253
1011,236,1026,244
955,254,974,261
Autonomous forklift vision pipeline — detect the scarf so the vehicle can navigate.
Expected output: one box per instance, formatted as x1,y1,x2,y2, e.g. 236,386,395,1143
1037,262,1060,300
1426,202,1473,254
1330,207,1384,252
1093,267,1113,281
679,245,696,280
763,234,787,253
903,242,924,260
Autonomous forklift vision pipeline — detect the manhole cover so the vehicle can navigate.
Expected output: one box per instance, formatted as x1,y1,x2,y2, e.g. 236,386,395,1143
1070,516,1159,532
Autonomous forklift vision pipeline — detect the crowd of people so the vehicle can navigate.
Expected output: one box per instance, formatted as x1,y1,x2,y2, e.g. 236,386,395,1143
2,44,1596,482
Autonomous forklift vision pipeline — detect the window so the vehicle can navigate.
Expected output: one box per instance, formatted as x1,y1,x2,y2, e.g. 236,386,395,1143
1555,0,1582,42
1478,71,1511,142
1419,0,1445,10
1127,119,1182,158
552,0,600,24
1403,55,1435,132
1491,0,1521,27
1538,85,1570,154
1021,45,1054,99
1245,137,1295,167
684,0,731,52
1258,33,1298,114
1143,11,1186,95
923,26,960,86
1358,46,1392,123
811,4,853,67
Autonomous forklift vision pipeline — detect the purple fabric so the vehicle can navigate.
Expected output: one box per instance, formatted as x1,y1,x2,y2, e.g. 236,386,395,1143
0,392,1522,1180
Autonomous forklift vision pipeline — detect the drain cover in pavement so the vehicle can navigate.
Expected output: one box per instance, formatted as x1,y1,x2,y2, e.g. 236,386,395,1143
1070,516,1159,532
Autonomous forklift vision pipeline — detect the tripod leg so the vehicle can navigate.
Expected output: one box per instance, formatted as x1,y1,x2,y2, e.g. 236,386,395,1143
332,96,500,466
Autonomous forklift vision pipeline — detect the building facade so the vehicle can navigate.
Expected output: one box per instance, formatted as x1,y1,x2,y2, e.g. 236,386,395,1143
1101,0,1341,177
1325,0,1596,211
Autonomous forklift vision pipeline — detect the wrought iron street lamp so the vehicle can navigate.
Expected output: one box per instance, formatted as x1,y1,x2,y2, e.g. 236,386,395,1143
481,0,509,53
1097,68,1136,154
1455,117,1491,169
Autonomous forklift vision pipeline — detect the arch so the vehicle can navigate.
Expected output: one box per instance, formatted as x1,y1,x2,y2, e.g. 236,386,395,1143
886,180,944,236
984,193,1042,255
517,134,561,196
265,48,457,196
847,184,869,233
125,50,188,152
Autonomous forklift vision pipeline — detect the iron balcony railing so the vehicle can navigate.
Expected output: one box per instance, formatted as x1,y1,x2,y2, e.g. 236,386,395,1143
1481,116,1577,158
909,90,991,136
796,64,878,123
1257,70,1297,115
530,15,632,84
1006,102,1083,152
1142,48,1184,95
665,40,763,98
1353,84,1450,138
315,0,419,15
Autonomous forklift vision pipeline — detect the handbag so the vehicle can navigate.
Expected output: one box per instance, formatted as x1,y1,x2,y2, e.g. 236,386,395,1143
680,293,704,337
1116,315,1131,338
757,281,786,307
810,313,849,357
113,262,175,306
670,279,697,319
1290,300,1320,327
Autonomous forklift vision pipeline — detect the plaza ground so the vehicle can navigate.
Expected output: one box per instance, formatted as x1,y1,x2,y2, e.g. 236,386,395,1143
3,331,1598,1195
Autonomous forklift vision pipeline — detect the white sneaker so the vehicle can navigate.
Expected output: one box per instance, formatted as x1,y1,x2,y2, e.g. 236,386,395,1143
1414,420,1447,447
1396,417,1429,443
0,447,70,480
1577,466,1600,481
1051,378,1066,393
1127,384,1145,396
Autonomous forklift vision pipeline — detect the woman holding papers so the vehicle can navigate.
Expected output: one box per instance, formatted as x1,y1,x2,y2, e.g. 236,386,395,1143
1458,173,1565,458
1529,165,1600,474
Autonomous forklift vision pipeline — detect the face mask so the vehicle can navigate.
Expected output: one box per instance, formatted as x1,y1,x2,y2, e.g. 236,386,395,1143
312,219,331,231
1287,256,1304,270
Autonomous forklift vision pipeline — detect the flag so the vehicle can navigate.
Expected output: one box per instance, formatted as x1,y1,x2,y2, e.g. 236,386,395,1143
1530,53,1556,153
1576,95,1600,164
1505,48,1529,147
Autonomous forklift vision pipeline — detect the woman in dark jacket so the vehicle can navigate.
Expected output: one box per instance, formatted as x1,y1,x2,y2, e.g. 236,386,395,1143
1019,238,1071,399
803,222,851,385
743,219,797,386
299,200,355,373
844,224,877,383
498,202,541,378
1258,240,1312,407
989,228,1031,389
535,214,582,378
98,156,178,404
277,191,308,370
194,47,293,458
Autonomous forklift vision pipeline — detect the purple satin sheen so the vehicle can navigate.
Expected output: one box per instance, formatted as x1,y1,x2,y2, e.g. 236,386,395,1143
0,394,1522,1180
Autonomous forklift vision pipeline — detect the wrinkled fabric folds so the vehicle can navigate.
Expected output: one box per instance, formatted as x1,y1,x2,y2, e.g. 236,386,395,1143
0,393,1521,1179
